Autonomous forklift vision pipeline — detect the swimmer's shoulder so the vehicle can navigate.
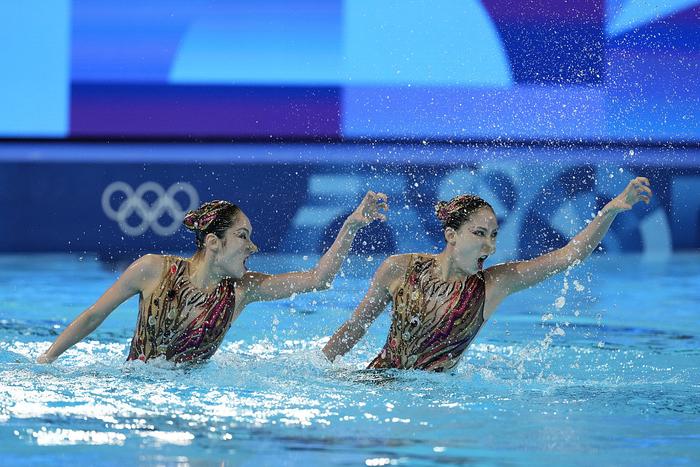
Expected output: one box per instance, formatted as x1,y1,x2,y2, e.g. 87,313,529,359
379,254,412,275
379,253,440,273
125,254,164,275
124,254,170,292
374,254,414,291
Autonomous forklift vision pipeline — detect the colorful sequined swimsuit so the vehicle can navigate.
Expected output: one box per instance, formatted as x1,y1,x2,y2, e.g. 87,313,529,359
127,256,237,364
368,255,486,372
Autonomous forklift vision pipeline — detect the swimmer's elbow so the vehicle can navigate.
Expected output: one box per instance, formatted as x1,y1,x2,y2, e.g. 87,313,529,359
309,267,333,291
561,240,593,266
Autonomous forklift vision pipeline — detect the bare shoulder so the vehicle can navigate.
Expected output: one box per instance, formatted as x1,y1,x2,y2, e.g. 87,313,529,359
484,261,519,282
483,263,512,291
378,254,411,277
128,254,166,278
121,255,168,296
383,253,411,268
372,254,411,293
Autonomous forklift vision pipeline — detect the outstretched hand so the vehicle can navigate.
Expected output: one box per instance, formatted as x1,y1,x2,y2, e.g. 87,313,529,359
605,177,652,214
347,191,389,227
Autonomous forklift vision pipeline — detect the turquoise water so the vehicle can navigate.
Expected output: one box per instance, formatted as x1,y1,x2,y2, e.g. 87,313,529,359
1,253,699,466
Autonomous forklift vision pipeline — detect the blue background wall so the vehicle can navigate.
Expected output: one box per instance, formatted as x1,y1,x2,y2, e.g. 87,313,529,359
1,143,698,256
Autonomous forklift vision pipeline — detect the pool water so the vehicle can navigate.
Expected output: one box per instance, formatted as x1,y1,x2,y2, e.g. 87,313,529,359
1,253,699,466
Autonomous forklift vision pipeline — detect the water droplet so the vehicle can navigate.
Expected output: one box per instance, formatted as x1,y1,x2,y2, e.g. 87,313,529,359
554,296,566,309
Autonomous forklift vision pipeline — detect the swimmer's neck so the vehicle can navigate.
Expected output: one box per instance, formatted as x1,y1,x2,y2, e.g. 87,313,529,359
434,249,475,281
188,255,224,293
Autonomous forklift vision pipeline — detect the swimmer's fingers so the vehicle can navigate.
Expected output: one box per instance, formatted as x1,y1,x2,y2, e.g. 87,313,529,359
365,192,389,211
351,191,389,225
607,177,653,213
636,184,653,197
632,178,651,190
629,182,652,206
622,178,645,197
622,178,652,207
375,193,389,214
637,186,652,205
374,192,388,204
374,193,389,219
363,191,387,201
635,176,650,187
367,192,388,208
360,191,381,208
366,202,389,222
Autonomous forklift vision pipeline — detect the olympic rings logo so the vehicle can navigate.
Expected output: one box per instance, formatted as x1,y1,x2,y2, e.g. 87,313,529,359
101,181,200,236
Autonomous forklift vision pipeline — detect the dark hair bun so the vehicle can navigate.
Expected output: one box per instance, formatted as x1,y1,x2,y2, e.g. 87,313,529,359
183,210,199,231
434,201,450,222
434,194,493,230
182,200,231,232
182,200,241,250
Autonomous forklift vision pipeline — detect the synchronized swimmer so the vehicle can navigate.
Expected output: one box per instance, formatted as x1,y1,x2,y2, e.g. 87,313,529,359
38,192,388,364
38,177,652,372
322,177,652,371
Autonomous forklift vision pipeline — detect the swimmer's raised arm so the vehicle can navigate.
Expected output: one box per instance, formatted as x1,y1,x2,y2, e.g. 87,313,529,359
240,191,388,304
483,177,652,319
322,254,408,362
37,254,163,363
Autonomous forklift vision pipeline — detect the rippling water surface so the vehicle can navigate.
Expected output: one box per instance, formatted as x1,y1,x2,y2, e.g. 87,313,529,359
1,254,699,466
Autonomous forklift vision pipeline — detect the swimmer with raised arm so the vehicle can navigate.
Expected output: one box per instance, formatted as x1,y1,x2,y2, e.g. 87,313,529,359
323,178,652,372
38,192,388,364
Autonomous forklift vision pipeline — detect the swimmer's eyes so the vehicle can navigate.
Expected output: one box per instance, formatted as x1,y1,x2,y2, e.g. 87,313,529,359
237,232,249,240
472,230,498,239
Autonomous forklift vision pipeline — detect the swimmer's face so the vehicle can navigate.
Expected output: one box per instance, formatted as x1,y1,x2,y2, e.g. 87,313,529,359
448,207,498,274
211,212,258,279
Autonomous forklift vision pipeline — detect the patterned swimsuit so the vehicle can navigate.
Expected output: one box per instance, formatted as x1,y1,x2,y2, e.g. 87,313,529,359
368,255,486,372
127,256,238,364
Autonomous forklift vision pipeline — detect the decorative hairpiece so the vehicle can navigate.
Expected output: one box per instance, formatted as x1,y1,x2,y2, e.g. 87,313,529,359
434,201,450,221
434,194,490,226
183,200,230,232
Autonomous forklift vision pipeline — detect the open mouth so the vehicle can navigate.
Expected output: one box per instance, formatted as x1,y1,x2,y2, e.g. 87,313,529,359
477,255,488,269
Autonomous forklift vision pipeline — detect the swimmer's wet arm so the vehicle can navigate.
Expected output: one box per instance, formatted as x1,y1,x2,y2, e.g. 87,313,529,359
241,192,388,304
36,255,163,364
322,255,405,362
321,273,391,362
484,177,652,315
